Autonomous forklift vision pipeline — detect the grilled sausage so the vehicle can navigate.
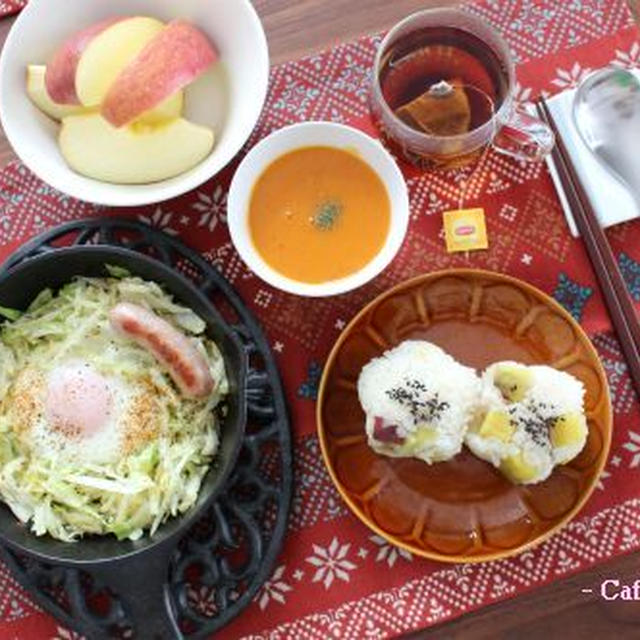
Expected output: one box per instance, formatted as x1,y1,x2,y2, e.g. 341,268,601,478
109,302,214,398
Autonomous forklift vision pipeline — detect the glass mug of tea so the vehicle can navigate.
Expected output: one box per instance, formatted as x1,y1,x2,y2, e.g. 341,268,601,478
371,8,554,168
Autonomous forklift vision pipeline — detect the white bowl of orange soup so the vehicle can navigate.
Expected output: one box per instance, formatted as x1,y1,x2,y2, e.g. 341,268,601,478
227,122,409,297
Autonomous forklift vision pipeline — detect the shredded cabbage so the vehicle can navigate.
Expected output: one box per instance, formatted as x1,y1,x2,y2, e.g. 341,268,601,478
0,275,228,542
0,306,21,321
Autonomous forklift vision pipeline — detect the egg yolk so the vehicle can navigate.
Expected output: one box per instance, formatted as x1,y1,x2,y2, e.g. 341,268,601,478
45,363,113,438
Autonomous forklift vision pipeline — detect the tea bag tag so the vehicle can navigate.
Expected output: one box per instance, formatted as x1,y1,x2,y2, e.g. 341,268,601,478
443,208,488,253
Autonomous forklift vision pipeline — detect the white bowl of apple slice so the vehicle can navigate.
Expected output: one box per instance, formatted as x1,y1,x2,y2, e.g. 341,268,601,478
0,0,269,206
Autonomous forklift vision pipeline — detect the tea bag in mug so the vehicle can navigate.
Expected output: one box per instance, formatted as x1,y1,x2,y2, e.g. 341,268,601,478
395,78,471,136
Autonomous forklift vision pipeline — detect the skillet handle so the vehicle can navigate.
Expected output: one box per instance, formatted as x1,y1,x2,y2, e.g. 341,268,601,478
91,543,180,639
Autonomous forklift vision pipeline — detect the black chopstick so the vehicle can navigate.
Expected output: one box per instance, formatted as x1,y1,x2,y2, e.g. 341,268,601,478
537,97,640,401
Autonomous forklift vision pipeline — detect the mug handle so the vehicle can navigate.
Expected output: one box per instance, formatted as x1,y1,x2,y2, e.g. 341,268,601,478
492,108,555,161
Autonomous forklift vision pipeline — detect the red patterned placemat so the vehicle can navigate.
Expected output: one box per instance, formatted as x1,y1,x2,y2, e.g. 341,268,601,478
1,1,640,638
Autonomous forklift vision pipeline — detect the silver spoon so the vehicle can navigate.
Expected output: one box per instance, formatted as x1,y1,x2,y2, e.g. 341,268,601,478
573,67,640,206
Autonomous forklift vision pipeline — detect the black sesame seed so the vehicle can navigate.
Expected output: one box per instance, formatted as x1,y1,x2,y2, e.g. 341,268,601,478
384,378,449,425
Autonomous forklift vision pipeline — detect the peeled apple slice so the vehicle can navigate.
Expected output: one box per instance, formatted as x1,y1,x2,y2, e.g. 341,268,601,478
59,113,214,184
75,16,165,107
27,65,89,120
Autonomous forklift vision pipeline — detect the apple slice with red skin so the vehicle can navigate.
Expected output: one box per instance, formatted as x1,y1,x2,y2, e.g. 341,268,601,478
44,16,124,105
75,16,165,107
27,65,88,120
102,19,217,127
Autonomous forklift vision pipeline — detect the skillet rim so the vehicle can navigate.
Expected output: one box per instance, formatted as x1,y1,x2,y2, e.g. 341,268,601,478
0,244,248,566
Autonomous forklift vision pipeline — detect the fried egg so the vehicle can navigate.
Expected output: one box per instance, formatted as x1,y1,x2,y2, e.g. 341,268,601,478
8,360,161,465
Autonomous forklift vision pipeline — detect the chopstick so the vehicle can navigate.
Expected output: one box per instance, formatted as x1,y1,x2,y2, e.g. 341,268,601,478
537,97,640,401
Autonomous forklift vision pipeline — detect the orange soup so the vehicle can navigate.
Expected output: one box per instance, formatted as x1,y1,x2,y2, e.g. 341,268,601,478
248,146,391,284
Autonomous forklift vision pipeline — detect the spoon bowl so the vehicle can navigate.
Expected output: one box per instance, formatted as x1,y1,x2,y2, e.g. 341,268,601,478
573,68,640,205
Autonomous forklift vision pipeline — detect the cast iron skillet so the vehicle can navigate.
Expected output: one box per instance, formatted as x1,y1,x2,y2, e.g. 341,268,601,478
0,246,247,638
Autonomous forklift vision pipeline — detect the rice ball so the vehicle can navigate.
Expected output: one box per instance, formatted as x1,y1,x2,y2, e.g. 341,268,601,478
357,340,482,464
466,361,588,484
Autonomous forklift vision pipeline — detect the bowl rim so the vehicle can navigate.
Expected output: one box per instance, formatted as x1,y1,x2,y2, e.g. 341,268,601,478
0,0,270,207
227,121,410,297
316,267,613,564
0,244,247,566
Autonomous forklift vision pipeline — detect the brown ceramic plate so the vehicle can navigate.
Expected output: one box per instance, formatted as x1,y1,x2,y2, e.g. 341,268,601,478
317,269,612,563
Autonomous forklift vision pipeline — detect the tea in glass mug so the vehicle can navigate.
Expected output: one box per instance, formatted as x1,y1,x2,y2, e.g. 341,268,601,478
370,9,554,168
